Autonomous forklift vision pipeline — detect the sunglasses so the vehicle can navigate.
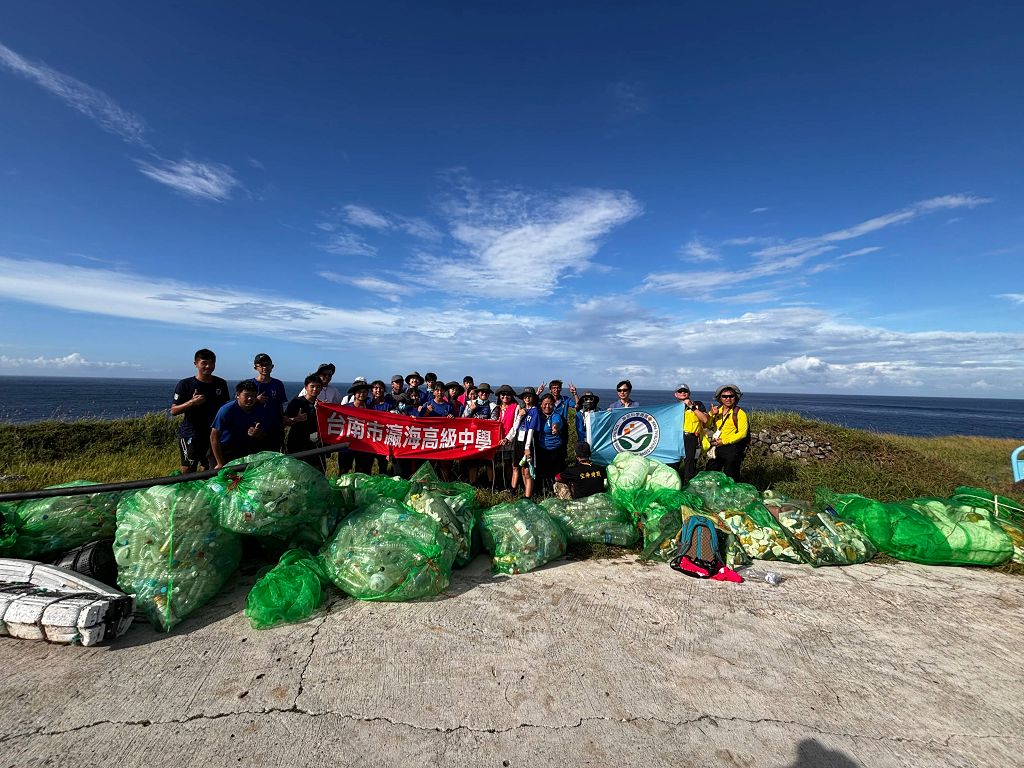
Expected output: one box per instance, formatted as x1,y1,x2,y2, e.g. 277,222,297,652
617,388,630,393
719,393,736,399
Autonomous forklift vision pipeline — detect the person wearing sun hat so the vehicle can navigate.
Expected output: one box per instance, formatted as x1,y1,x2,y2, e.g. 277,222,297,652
572,390,600,444
505,386,540,498
700,384,749,480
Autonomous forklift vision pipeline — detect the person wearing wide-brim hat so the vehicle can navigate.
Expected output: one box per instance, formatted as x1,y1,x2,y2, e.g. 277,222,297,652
701,384,748,481
405,371,423,386
445,380,465,398
572,390,600,445
503,386,540,498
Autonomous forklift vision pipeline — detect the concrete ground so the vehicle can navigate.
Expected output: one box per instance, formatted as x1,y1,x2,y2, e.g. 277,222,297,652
0,554,1021,768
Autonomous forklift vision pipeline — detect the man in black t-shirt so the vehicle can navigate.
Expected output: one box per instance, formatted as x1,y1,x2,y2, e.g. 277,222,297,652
554,441,607,499
171,348,229,473
285,374,325,472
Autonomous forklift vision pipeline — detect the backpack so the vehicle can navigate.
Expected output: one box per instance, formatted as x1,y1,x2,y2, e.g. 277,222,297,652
670,515,726,578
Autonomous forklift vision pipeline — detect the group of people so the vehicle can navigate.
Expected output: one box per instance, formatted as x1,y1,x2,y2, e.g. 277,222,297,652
170,349,751,498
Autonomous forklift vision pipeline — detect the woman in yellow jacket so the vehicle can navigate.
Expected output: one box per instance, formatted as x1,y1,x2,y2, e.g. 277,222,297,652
696,384,749,481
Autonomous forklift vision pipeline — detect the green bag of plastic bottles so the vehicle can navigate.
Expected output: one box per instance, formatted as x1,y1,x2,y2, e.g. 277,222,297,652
404,482,476,567
245,549,333,629
0,481,120,558
115,481,241,631
824,490,1012,567
208,452,333,538
322,498,459,601
951,486,1024,563
479,499,567,574
331,473,412,515
685,471,761,513
762,492,875,567
606,452,681,494
539,493,640,548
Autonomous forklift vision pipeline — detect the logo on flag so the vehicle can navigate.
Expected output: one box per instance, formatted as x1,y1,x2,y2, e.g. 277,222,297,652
610,411,660,456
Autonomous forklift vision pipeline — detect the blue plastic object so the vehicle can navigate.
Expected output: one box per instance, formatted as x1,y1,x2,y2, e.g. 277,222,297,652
1012,445,1024,484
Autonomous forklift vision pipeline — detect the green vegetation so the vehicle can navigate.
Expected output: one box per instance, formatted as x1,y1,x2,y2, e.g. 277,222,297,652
1,411,1020,505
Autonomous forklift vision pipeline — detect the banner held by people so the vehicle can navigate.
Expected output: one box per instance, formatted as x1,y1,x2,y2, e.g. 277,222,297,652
316,403,501,461
586,402,686,465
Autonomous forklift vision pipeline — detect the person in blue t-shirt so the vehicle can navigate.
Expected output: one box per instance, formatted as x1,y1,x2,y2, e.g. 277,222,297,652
536,393,566,493
250,353,288,450
504,386,540,499
210,380,265,468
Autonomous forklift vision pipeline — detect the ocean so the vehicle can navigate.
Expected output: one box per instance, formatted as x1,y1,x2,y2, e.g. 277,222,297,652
0,376,1022,439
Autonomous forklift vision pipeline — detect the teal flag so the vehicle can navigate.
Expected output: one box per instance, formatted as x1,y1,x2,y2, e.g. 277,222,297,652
586,402,686,465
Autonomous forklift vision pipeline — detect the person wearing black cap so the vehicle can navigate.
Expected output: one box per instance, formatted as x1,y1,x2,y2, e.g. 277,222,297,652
315,363,342,404
250,353,288,450
554,441,606,499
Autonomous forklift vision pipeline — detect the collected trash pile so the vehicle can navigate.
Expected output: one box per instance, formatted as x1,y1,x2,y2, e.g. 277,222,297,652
1,450,1021,643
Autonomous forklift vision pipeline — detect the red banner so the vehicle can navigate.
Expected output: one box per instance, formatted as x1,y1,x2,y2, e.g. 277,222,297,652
316,403,501,460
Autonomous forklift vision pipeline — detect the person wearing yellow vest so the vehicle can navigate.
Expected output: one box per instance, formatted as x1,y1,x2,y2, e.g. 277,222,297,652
673,384,704,484
697,384,749,481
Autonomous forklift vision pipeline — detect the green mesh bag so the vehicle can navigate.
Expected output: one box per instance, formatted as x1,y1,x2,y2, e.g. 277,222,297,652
762,492,874,567
685,471,760,513
539,493,640,548
0,481,120,558
322,498,459,601
208,452,332,538
409,462,439,483
115,481,241,631
606,452,682,494
245,549,332,629
825,490,1012,566
331,473,412,515
951,487,1024,563
479,499,567,574
404,481,476,567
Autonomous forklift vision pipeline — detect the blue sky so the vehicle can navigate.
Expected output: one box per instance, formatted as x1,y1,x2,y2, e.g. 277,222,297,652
1,3,1022,396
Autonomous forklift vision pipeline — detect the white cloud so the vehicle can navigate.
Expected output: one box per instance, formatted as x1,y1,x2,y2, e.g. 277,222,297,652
344,204,391,230
320,232,377,257
135,157,239,201
753,194,991,260
396,216,443,241
0,41,147,144
608,79,648,117
645,194,991,301
0,352,137,370
751,207,770,214
999,293,1024,305
680,238,720,262
836,246,882,260
411,182,642,299
319,271,415,302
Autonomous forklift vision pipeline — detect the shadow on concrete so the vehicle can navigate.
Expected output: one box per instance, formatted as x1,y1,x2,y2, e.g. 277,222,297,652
787,738,860,768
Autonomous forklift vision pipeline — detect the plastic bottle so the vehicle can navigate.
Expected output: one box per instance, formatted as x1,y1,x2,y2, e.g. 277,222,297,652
737,566,784,586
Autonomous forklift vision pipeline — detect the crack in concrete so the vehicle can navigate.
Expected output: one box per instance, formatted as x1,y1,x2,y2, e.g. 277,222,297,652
0,709,1015,748
292,598,336,708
